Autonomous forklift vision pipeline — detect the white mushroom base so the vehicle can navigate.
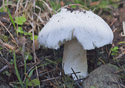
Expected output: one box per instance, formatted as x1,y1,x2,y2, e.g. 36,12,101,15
63,39,88,80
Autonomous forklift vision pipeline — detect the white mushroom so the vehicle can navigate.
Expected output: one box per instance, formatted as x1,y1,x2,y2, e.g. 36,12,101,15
38,8,113,80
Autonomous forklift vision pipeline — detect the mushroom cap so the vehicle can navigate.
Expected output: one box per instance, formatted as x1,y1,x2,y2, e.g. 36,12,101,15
38,8,113,50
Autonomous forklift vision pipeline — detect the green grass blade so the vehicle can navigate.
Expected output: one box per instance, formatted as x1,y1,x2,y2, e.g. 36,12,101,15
24,59,27,74
13,52,24,88
45,58,57,64
7,8,16,30
26,69,34,88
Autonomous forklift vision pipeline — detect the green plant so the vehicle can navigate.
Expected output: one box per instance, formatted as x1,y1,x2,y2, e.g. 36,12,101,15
48,0,61,11
13,52,24,88
7,8,16,30
90,85,96,88
61,76,75,88
3,71,11,76
0,35,8,42
17,27,38,40
111,46,119,56
27,78,40,87
13,51,40,87
8,12,38,40
118,41,125,44
88,0,120,12
15,15,26,25
0,1,12,12
0,46,3,50
15,15,38,40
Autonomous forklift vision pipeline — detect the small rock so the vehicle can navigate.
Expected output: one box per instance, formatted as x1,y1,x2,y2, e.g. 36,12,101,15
83,64,121,88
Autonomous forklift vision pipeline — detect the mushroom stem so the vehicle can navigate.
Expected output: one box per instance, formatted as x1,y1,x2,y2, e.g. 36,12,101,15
63,39,88,80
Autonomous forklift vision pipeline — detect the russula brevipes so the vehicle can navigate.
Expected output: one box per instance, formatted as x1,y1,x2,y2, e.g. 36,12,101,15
38,8,113,80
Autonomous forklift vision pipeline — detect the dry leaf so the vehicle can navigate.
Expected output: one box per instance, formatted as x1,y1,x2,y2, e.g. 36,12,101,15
60,1,65,7
90,1,100,6
34,40,40,50
3,43,15,50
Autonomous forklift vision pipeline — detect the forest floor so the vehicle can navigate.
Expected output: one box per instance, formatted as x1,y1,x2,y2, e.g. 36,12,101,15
0,0,125,88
